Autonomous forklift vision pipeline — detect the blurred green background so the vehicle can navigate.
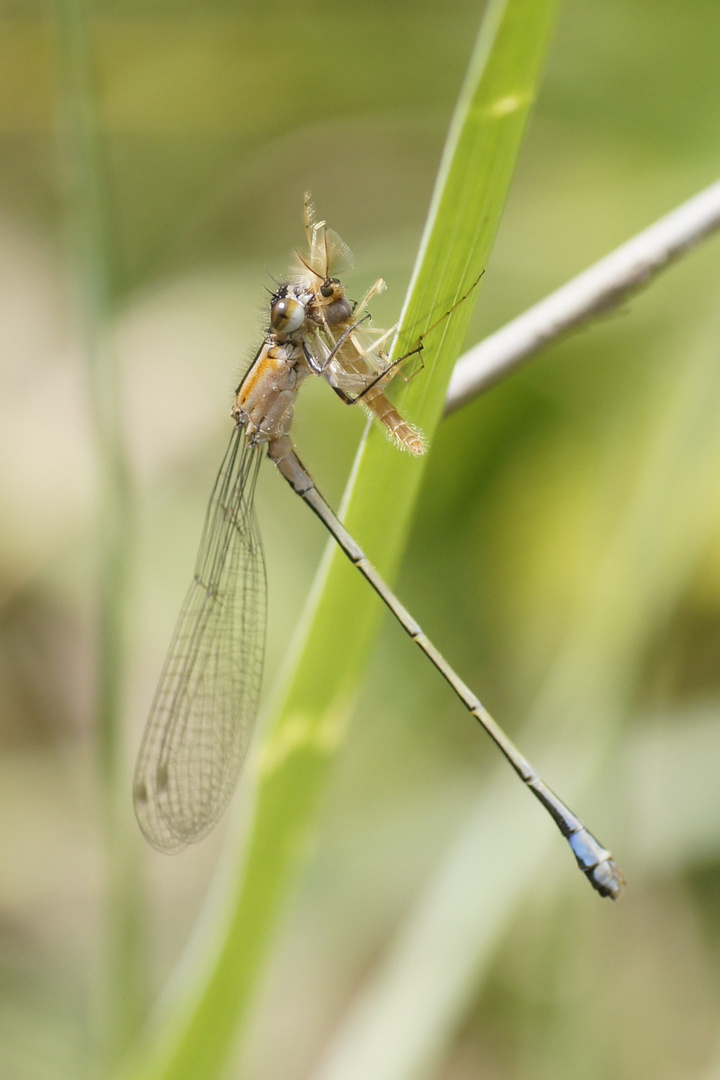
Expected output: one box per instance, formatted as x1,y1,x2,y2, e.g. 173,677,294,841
2,1,720,1078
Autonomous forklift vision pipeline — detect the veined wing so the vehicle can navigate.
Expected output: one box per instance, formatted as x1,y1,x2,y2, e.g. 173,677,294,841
306,329,427,456
309,324,400,400
133,428,267,853
300,194,353,280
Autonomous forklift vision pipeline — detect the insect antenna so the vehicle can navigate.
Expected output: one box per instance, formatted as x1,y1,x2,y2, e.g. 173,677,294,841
295,249,323,281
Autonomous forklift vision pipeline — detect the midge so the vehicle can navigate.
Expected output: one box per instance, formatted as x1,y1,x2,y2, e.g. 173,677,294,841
264,195,428,455
133,201,625,900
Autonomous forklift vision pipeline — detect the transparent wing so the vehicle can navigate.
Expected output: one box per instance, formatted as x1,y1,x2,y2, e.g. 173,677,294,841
301,195,354,279
133,429,267,853
306,329,428,455
321,227,353,276
310,326,401,400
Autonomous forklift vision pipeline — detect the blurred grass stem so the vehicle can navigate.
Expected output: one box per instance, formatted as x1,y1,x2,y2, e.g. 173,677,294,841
53,0,144,1064
446,176,720,411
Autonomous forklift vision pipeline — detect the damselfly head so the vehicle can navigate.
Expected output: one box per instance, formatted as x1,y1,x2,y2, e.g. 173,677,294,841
269,287,306,336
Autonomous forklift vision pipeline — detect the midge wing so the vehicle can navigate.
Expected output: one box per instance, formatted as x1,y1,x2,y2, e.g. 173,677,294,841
133,429,267,853
301,193,353,280
306,330,427,456
310,323,401,398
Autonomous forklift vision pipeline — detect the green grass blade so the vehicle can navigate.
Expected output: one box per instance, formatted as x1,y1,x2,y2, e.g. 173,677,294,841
123,1,560,1077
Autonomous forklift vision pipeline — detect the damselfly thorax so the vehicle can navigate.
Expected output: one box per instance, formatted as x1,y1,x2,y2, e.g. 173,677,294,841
233,337,308,445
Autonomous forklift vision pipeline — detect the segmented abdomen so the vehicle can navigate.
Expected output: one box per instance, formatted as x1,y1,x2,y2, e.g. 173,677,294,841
362,390,427,456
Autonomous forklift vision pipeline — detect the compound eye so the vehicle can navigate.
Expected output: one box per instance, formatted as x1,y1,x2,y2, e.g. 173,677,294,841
320,283,334,298
270,296,305,333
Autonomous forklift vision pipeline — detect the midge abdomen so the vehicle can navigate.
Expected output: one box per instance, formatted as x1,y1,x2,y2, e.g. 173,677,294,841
359,386,427,456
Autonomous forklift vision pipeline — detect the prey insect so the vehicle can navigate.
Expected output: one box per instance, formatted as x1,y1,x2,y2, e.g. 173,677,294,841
270,196,429,454
133,201,625,899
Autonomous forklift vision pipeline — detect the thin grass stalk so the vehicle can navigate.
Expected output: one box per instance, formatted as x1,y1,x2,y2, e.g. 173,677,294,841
52,0,144,1064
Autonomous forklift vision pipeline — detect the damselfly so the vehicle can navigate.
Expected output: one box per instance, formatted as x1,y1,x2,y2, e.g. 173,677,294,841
133,203,625,899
